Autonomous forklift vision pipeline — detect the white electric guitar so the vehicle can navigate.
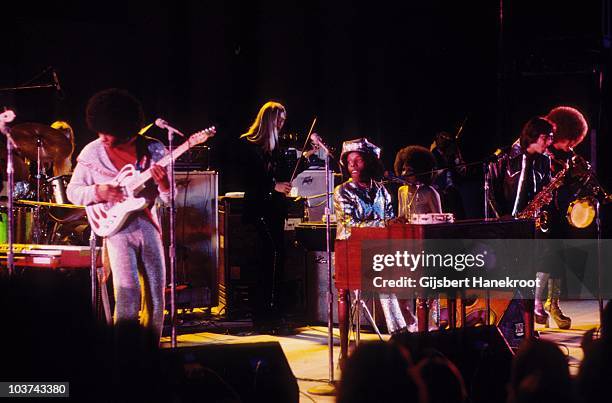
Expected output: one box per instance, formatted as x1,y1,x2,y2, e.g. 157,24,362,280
86,127,215,237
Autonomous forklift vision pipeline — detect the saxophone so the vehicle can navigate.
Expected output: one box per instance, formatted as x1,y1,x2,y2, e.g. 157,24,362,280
516,163,568,232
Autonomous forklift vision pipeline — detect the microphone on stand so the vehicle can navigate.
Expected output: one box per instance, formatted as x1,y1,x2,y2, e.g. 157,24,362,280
51,69,65,99
52,70,62,92
310,133,333,156
155,119,186,137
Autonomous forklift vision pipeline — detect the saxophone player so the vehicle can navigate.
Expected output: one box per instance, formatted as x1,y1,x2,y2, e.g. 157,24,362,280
487,117,554,219
487,117,555,334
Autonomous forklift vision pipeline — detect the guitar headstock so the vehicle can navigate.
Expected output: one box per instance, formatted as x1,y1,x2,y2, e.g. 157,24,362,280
188,126,216,145
0,110,16,124
0,110,16,135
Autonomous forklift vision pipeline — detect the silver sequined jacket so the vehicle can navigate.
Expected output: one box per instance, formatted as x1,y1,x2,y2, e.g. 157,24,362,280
333,179,394,240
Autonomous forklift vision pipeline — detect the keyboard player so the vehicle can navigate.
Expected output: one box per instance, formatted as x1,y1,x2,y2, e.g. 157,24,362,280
333,138,408,364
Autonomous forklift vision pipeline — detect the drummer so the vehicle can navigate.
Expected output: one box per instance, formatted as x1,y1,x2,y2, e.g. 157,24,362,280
49,121,75,177
27,121,75,179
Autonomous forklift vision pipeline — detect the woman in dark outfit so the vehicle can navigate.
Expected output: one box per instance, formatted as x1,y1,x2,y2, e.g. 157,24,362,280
239,101,318,333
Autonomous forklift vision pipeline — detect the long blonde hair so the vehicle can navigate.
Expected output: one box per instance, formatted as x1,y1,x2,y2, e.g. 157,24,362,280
50,120,75,176
240,101,285,153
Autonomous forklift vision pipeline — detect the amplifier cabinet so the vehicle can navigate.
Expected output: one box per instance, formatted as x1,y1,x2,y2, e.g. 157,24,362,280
290,170,338,221
160,171,218,308
218,196,259,318
218,196,306,319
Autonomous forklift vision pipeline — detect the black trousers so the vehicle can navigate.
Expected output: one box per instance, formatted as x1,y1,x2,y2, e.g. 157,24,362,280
251,216,286,327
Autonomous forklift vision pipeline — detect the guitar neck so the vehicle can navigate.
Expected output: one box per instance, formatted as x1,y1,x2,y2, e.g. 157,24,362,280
131,141,192,189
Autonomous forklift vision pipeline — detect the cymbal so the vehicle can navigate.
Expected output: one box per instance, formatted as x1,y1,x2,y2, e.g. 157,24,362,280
16,199,85,209
10,123,72,162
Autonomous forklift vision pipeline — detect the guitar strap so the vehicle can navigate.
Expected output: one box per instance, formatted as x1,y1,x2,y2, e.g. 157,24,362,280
135,136,163,235
135,135,152,170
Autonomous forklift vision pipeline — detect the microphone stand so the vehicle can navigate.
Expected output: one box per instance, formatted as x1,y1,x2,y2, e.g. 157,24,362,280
324,149,334,385
307,141,337,396
161,125,181,348
482,161,493,325
1,123,17,276
0,83,55,92
0,66,56,93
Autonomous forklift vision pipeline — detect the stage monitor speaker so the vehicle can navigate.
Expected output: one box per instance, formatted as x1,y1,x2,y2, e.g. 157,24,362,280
160,341,298,403
392,325,513,403
160,171,218,308
443,291,527,349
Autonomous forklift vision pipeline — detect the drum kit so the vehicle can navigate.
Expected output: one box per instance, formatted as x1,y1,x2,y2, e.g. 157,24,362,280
1,123,88,246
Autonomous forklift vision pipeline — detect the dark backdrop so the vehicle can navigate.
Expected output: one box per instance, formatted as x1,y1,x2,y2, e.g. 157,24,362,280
1,0,610,219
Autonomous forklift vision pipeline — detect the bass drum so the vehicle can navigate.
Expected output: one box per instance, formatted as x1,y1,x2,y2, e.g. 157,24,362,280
567,197,596,229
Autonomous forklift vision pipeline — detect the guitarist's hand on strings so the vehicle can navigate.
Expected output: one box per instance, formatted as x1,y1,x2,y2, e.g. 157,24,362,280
95,184,125,203
151,164,170,193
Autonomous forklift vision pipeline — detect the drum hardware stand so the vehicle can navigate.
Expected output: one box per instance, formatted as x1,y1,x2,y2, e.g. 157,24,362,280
0,110,17,276
33,136,46,244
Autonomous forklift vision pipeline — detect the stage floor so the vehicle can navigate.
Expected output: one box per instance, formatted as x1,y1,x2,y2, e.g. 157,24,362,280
160,300,600,403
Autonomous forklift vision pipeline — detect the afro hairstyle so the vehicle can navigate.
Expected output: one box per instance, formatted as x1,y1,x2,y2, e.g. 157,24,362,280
394,145,436,185
86,88,144,140
546,106,588,143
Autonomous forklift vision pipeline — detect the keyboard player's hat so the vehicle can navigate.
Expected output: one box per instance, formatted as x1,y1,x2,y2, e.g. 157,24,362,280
340,137,381,167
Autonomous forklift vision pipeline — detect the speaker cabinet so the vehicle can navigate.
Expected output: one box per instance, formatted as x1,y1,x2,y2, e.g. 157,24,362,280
218,196,306,319
160,171,218,308
306,251,338,324
441,291,527,348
